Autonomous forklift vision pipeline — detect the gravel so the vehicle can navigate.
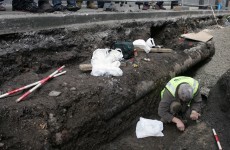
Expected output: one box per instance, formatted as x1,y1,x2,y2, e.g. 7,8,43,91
193,25,230,88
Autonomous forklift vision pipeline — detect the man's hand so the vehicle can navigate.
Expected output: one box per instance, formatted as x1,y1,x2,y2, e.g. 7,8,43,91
172,117,185,131
190,110,201,120
176,120,185,131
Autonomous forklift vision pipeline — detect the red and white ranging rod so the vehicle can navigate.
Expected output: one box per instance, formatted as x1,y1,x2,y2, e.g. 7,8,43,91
0,71,66,99
16,65,65,103
212,128,222,150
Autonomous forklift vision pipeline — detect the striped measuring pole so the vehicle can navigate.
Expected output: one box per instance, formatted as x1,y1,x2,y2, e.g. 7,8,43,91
16,65,65,103
212,128,222,150
0,71,66,99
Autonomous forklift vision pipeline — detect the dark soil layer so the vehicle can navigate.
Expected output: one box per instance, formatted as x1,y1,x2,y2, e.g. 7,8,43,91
172,69,230,150
101,57,230,150
0,16,218,85
0,16,218,149
202,69,230,149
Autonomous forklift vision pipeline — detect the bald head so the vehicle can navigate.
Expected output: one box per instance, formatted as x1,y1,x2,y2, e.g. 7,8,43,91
178,84,193,101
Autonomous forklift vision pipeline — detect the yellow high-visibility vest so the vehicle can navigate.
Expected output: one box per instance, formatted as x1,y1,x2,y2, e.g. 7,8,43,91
161,76,199,99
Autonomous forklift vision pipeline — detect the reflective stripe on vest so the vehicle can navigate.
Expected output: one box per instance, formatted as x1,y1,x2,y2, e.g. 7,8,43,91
161,76,199,98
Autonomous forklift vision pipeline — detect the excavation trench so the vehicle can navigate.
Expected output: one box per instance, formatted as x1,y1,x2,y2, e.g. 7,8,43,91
0,16,223,150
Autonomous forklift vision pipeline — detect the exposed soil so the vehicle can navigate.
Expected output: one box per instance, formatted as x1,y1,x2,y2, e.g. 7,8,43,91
100,26,230,150
0,15,229,150
202,69,230,149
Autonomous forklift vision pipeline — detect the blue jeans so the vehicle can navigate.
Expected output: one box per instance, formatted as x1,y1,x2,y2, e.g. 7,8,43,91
52,0,76,7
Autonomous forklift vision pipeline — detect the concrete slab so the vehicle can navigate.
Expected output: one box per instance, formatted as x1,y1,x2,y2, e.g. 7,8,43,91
0,3,230,35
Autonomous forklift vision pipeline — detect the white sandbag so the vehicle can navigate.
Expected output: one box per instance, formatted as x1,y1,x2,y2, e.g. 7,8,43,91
91,48,123,77
136,117,164,138
133,39,151,53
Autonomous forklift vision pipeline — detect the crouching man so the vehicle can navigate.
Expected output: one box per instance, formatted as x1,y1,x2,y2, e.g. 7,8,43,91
158,76,202,131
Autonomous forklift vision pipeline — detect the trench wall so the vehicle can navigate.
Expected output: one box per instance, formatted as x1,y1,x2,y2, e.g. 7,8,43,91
0,16,218,149
0,16,219,84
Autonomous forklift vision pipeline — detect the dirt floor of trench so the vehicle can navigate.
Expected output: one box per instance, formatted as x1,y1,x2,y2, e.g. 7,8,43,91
100,26,230,150
0,16,229,150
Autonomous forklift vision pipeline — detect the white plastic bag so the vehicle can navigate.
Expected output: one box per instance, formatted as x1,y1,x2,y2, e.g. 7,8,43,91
133,39,151,53
146,38,155,48
91,48,123,77
136,117,164,138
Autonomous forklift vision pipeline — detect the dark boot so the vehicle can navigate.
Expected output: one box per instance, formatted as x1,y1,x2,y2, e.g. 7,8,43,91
53,4,66,11
155,4,166,10
135,2,143,9
76,0,83,9
12,0,39,12
155,1,166,10
12,0,20,10
171,1,178,9
156,1,163,7
87,1,98,9
142,2,150,10
66,5,80,11
38,0,54,12
98,1,104,8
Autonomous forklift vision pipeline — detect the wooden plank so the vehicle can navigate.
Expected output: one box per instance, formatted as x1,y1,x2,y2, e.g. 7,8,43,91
135,47,172,53
79,64,92,72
